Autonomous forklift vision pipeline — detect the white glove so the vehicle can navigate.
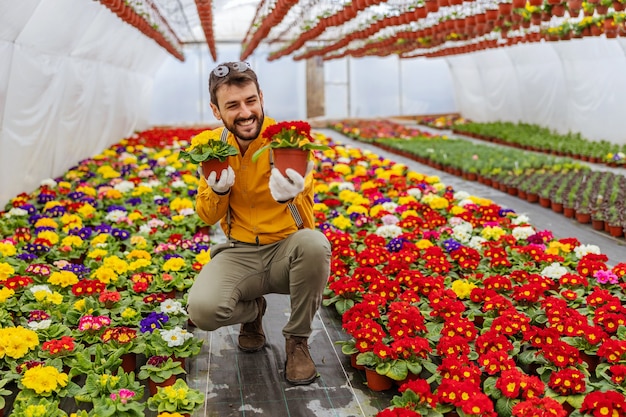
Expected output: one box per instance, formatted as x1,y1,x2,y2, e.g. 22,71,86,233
199,166,235,194
269,161,314,202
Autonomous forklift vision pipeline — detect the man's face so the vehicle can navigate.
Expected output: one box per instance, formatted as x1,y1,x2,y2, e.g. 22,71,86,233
211,82,264,142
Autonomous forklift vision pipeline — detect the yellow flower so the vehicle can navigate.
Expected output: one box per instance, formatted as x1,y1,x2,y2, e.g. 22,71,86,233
313,202,328,212
34,217,59,229
103,255,129,274
0,262,15,281
163,258,186,272
130,235,148,249
121,308,138,320
172,215,185,222
450,206,466,215
416,239,434,249
481,226,506,241
407,171,426,182
77,203,96,217
170,197,193,212
127,250,152,260
333,163,352,175
314,183,330,194
61,235,84,248
37,230,60,245
425,175,441,184
346,205,368,215
0,326,39,359
469,196,493,206
400,209,418,219
331,215,352,230
73,299,87,311
34,291,63,305
48,270,79,287
88,248,108,259
132,185,153,196
23,405,48,417
22,365,68,394
0,242,17,257
0,287,15,303
99,373,120,388
96,165,121,179
127,212,144,222
76,185,96,196
105,189,123,199
60,213,83,230
196,250,211,265
424,195,449,210
129,259,152,271
451,279,477,299
91,266,118,284
90,234,109,247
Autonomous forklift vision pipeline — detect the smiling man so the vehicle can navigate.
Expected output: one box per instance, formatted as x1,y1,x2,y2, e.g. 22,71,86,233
186,61,331,385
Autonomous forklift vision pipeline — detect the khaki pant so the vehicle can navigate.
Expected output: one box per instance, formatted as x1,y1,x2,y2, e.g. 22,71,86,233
187,228,331,338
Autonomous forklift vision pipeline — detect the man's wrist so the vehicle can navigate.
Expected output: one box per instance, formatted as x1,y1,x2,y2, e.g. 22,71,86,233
213,188,230,196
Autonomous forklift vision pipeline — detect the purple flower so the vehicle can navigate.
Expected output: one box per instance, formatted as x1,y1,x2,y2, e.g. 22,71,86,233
386,237,407,253
443,238,462,253
140,312,169,333
111,228,130,240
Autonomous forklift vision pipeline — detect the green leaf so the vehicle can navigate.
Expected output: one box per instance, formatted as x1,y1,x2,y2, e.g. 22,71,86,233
495,396,516,417
385,360,408,381
335,298,355,315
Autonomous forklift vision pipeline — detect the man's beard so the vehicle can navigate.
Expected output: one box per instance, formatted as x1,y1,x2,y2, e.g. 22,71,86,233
225,110,265,142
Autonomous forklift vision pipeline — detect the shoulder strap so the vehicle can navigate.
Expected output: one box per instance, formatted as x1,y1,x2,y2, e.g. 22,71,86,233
221,127,304,237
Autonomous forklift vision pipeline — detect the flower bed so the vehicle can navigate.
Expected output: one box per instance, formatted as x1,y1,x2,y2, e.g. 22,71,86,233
0,128,211,416
314,131,626,416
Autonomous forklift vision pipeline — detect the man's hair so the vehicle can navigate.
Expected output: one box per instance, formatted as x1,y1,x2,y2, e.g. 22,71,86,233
209,62,260,108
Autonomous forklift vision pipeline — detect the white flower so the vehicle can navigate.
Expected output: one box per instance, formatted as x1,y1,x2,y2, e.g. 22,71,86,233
113,180,135,193
179,208,195,216
165,165,177,173
160,327,193,348
30,285,52,294
512,214,531,225
541,262,568,279
453,191,470,201
338,182,355,191
375,224,403,238
139,224,152,234
337,157,352,164
407,188,422,199
147,179,162,187
452,222,473,243
381,214,399,225
148,219,166,228
381,202,398,212
512,226,535,241
574,244,601,259
457,198,475,207
468,236,487,250
28,320,52,330
449,217,465,226
171,180,186,188
105,210,127,222
160,299,188,316
40,178,57,187
6,207,28,218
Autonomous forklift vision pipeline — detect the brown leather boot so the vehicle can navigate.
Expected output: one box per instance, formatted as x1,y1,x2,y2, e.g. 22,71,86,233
238,297,266,352
285,336,317,385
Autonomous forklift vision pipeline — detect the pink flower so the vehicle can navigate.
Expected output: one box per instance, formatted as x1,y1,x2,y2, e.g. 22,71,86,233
595,269,618,285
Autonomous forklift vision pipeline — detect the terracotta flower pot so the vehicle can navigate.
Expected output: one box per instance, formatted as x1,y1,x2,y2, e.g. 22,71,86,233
272,148,309,177
202,158,229,180
365,368,393,391
351,353,365,370
576,212,591,224
149,375,178,396
121,353,136,373
608,225,624,238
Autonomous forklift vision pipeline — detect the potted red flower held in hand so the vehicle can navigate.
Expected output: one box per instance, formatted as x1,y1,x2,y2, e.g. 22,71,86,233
251,120,329,177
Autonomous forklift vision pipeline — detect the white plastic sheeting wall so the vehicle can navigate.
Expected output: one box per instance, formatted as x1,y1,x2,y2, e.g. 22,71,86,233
0,0,167,207
447,37,626,144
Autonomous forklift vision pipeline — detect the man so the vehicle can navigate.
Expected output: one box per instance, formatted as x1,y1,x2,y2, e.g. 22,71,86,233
186,61,331,385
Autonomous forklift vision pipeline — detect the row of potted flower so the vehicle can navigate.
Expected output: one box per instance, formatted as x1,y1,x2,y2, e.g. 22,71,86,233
420,115,626,167
329,119,626,237
0,128,215,416
313,125,626,416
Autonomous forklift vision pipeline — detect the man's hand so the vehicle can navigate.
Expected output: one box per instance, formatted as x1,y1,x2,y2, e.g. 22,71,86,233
269,168,306,202
199,166,235,194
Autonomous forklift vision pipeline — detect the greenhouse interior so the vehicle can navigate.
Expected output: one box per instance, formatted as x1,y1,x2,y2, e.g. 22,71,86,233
1,0,626,416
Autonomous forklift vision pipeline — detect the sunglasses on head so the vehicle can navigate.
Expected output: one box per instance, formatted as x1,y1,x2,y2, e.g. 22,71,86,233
212,61,252,77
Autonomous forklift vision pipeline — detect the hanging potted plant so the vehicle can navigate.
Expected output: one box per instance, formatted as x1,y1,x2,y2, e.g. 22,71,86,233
179,129,239,179
251,121,329,176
